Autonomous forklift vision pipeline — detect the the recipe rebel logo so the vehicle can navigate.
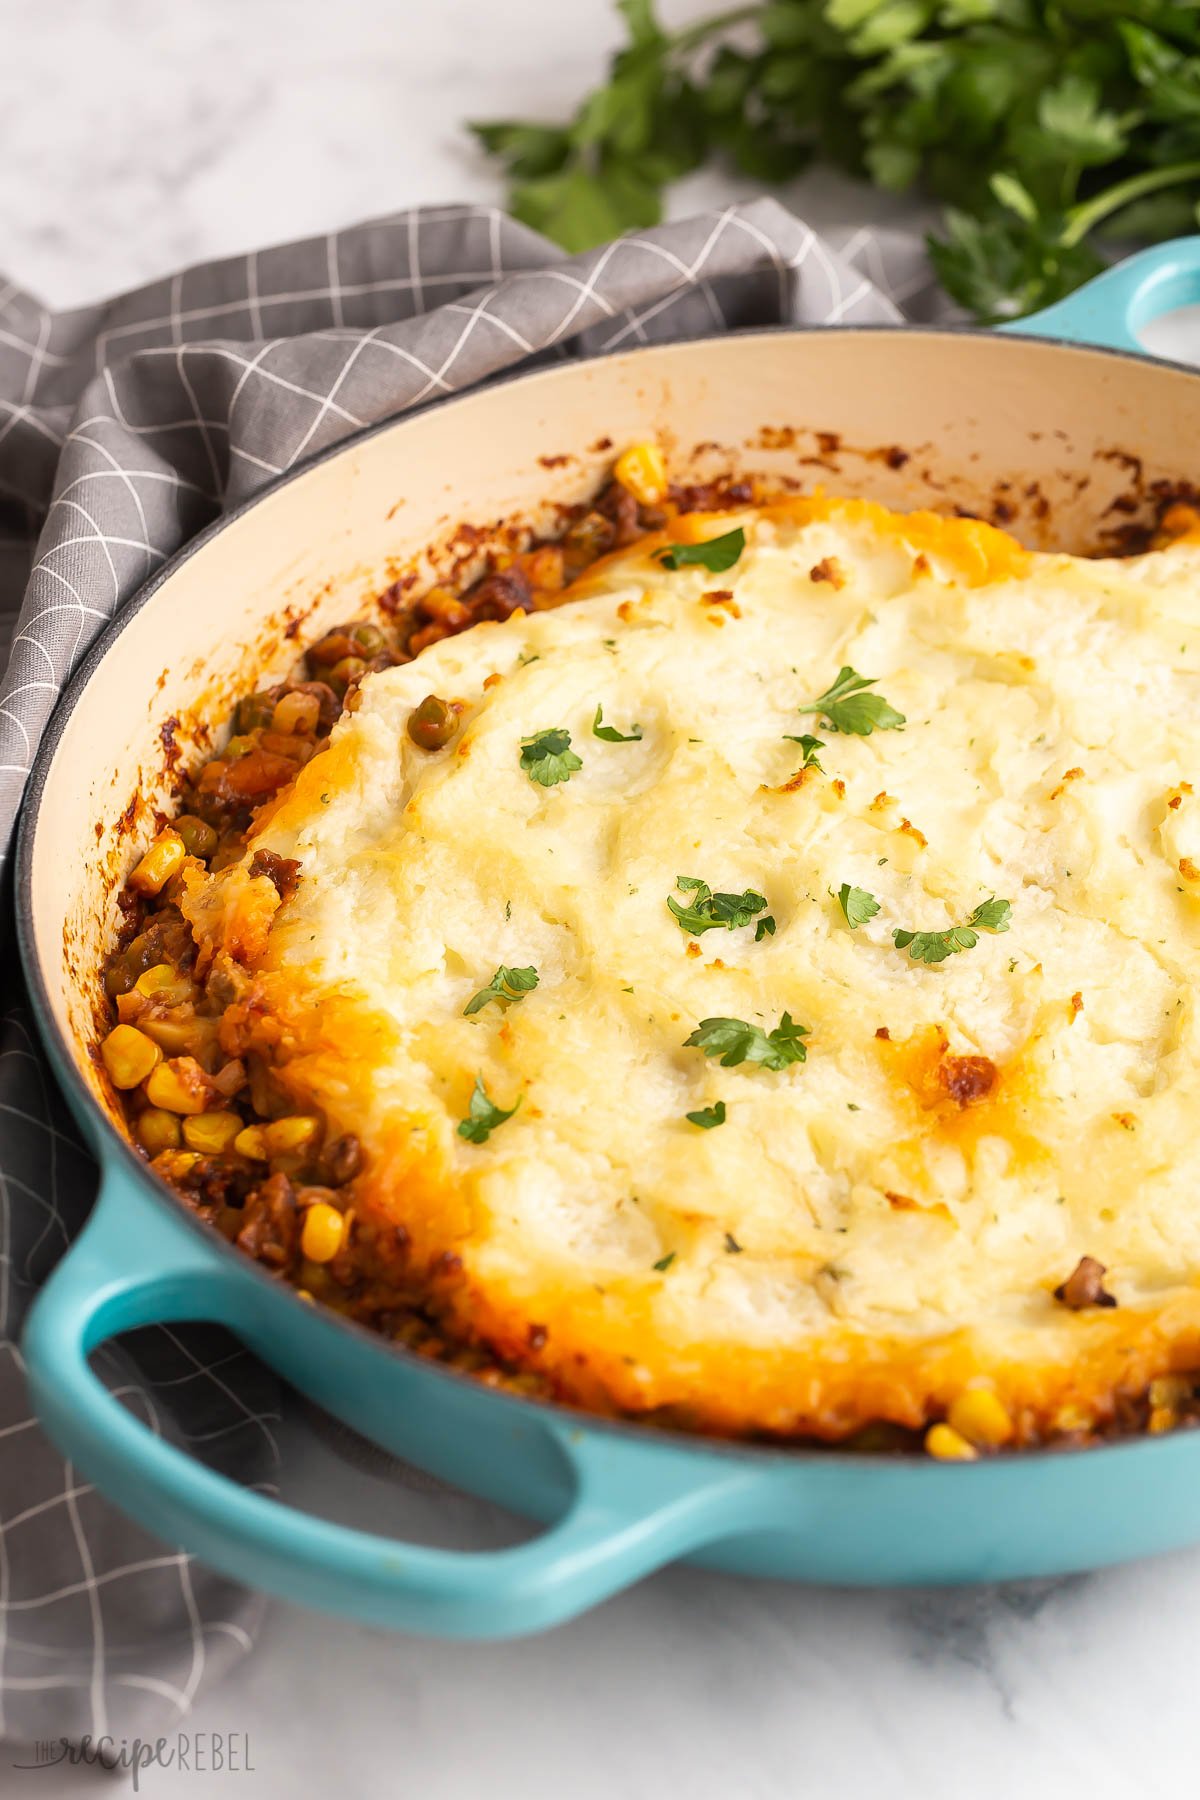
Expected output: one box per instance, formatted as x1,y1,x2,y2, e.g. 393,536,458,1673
12,1732,255,1786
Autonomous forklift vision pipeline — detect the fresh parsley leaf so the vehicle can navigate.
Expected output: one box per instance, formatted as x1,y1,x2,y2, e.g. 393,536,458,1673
782,732,825,770
835,884,881,930
456,1076,521,1144
592,703,643,742
892,925,981,965
686,1101,727,1129
967,896,1012,933
797,666,905,736
463,965,539,1017
892,897,1013,964
520,727,582,787
755,915,776,942
653,1251,676,1273
656,527,745,574
684,1012,809,1071
667,875,770,937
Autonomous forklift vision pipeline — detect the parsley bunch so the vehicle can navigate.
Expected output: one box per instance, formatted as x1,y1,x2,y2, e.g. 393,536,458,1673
473,0,1200,321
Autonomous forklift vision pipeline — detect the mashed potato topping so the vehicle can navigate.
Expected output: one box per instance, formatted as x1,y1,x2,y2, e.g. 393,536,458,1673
186,495,1200,1440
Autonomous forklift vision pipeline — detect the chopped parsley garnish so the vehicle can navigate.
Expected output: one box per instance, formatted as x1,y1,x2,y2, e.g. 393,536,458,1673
967,897,1014,933
684,1013,809,1071
668,875,770,937
653,1252,676,1272
835,884,881,930
519,727,582,786
456,1076,521,1144
755,915,777,941
893,898,1013,965
686,1101,727,1129
463,964,539,1016
592,703,643,743
797,666,905,736
724,1232,743,1254
655,527,745,574
782,732,825,770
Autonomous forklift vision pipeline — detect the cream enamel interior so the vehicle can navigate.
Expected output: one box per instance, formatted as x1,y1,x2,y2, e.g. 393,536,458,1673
26,329,1200,1167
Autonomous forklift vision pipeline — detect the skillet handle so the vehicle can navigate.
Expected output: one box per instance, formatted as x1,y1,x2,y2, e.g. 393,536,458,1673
1002,236,1200,354
22,1164,777,1638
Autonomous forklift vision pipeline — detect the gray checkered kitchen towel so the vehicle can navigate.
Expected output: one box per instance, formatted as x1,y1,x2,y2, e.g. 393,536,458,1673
0,199,943,1747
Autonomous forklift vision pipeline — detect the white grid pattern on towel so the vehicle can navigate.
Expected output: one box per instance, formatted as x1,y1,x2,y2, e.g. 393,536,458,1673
0,201,938,1750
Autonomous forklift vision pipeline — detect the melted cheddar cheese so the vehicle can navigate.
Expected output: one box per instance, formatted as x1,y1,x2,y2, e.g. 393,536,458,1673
186,496,1200,1439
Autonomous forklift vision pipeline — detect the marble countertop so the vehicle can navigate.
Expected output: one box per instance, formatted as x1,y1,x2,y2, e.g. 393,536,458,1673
5,1,1198,1795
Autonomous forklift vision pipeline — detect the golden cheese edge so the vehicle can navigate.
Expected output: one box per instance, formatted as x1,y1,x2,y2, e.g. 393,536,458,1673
184,495,1200,1440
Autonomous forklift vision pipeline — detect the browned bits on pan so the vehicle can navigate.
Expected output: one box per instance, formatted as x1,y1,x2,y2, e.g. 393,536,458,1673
670,478,753,513
937,1054,997,1108
248,848,302,902
407,694,456,751
1054,1256,1118,1310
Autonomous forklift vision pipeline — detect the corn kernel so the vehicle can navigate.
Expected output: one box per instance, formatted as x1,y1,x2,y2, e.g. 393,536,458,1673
234,1125,269,1161
183,1111,244,1155
128,830,187,896
134,963,174,995
1050,1401,1094,1435
144,1056,210,1115
300,1201,345,1264
925,1423,979,1462
139,1016,204,1056
614,442,667,507
947,1385,1013,1449
149,1149,202,1182
1148,1406,1177,1435
136,1106,182,1155
134,963,192,1005
263,1115,320,1157
1150,1374,1192,1410
101,1023,162,1090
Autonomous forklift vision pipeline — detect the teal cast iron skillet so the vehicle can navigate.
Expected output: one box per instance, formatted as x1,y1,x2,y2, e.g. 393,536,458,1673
17,242,1200,1637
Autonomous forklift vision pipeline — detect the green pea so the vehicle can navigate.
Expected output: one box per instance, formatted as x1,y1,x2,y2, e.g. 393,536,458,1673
174,814,218,860
406,694,456,751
